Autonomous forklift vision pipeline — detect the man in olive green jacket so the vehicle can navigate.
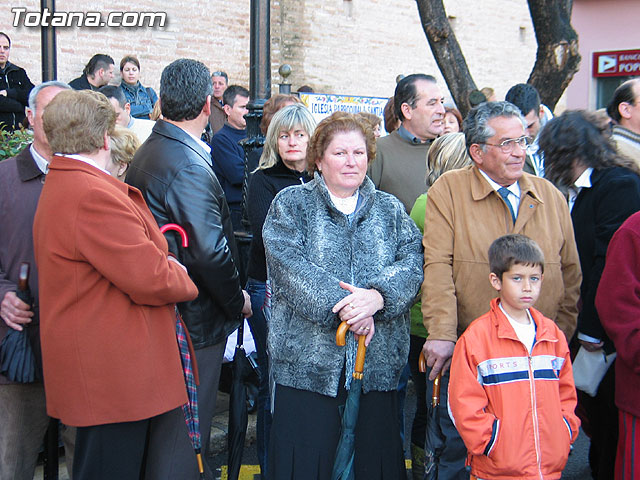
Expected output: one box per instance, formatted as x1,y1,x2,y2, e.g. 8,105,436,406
420,101,581,480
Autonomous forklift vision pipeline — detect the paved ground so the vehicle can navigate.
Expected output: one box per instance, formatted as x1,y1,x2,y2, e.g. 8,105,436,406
35,383,594,480
208,382,594,480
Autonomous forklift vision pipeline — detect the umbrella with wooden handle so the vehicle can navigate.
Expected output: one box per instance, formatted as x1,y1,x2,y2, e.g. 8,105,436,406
331,321,367,480
419,351,444,480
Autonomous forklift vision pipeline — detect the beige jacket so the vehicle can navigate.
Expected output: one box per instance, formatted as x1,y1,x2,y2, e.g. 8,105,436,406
611,125,640,167
421,165,581,342
209,98,227,135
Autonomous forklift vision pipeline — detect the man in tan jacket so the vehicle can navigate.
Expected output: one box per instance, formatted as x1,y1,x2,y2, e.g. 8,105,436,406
420,101,581,479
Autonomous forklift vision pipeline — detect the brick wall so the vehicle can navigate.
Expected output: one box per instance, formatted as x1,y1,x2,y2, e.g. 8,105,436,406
1,0,539,106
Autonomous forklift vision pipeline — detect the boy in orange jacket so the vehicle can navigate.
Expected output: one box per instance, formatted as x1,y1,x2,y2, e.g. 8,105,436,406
448,234,580,480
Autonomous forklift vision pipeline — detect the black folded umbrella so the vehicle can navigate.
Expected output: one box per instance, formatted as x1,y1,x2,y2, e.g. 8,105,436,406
227,320,259,480
0,263,37,383
419,352,444,480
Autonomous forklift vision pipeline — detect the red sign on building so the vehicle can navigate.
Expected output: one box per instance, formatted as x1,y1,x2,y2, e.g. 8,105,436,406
593,49,640,77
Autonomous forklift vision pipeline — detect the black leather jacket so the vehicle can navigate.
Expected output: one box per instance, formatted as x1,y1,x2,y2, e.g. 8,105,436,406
126,119,244,348
0,62,34,131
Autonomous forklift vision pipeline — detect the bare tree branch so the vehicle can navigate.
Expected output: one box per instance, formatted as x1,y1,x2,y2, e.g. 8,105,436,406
527,0,581,110
416,0,580,114
415,0,477,116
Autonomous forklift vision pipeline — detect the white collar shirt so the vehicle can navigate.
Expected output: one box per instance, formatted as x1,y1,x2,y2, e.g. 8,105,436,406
60,153,112,176
568,167,593,212
30,144,49,174
478,169,521,218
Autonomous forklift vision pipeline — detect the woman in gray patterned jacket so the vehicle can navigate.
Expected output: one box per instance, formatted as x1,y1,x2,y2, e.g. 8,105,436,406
263,111,424,479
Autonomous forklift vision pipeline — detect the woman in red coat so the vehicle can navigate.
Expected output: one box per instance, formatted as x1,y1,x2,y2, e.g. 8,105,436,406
33,89,199,479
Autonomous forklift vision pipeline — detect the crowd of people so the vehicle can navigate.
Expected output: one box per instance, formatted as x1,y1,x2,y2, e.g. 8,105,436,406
2,29,640,480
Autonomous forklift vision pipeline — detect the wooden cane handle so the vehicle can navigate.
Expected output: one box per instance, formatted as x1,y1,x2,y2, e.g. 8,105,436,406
432,371,442,407
336,321,368,379
336,321,349,346
354,334,366,376
17,263,29,291
418,351,426,373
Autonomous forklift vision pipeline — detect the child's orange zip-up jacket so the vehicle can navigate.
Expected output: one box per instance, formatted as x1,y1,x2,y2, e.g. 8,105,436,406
449,298,580,480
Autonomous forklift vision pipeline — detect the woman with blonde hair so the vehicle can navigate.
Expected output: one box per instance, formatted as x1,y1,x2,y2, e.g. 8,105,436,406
149,99,162,121
424,132,471,188
407,132,471,477
243,94,302,188
357,111,382,138
245,102,316,476
107,125,141,181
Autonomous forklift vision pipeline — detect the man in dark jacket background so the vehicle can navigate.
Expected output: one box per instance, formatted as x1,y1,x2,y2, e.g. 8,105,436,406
0,32,34,131
126,58,251,480
68,53,114,91
211,85,250,230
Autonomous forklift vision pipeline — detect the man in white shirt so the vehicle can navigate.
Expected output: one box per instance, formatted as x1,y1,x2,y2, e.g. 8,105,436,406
99,85,154,143
505,83,553,177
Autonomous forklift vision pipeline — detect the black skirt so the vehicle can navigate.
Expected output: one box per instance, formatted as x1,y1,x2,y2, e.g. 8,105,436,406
267,379,406,480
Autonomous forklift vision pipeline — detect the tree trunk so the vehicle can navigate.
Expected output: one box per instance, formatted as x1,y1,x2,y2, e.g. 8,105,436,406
527,0,581,111
416,0,581,115
415,0,477,117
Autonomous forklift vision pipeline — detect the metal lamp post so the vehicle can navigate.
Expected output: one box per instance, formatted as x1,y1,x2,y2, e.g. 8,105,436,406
278,64,292,94
236,0,272,281
41,0,57,81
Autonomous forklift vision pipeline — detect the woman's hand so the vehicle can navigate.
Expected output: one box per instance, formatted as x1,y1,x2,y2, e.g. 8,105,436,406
347,316,375,346
332,281,384,346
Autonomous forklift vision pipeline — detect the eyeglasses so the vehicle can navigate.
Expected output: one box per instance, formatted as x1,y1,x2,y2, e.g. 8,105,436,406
482,135,531,154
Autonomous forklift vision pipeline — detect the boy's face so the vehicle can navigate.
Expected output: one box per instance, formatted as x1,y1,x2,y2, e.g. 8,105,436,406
490,263,543,316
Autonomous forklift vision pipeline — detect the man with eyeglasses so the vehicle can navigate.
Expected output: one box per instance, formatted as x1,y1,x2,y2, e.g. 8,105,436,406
608,79,640,166
420,101,581,479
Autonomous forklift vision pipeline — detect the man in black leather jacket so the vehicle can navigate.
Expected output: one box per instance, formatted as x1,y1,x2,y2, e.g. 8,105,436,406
0,32,34,131
126,58,251,480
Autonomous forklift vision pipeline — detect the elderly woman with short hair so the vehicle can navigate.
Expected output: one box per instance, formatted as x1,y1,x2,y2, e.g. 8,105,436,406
107,125,140,181
32,90,197,478
263,111,423,479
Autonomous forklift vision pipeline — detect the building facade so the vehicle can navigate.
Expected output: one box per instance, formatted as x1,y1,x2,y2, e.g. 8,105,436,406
566,0,640,110
2,0,538,104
